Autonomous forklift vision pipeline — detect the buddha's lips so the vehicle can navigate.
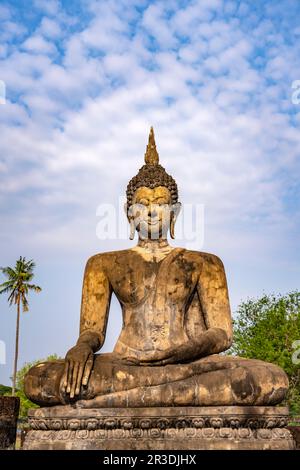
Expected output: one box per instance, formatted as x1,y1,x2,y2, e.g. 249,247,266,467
148,217,161,222
140,218,160,226
147,220,159,225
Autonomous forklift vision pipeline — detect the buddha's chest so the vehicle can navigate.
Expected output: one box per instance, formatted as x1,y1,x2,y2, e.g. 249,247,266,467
108,256,199,306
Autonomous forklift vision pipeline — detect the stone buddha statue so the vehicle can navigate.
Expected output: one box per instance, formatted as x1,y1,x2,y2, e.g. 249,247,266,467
24,128,288,409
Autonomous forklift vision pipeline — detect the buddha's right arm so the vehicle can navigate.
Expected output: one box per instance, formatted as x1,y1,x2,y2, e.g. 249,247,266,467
79,254,112,346
60,255,112,398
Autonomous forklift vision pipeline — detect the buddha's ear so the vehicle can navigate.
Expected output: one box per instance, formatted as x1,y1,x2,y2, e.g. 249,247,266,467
171,202,181,219
124,202,133,222
170,202,181,239
124,203,136,240
124,202,129,220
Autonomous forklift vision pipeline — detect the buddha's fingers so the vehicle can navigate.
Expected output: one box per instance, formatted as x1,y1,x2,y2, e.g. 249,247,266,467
138,353,180,366
82,355,93,386
158,357,177,365
75,363,85,396
122,356,140,365
76,398,99,409
67,360,74,394
60,362,69,392
146,355,180,366
70,362,79,398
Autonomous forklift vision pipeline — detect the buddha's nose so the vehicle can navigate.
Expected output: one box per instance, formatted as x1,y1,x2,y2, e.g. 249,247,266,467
148,204,158,218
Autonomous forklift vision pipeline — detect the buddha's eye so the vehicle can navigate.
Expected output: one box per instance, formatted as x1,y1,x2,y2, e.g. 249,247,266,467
138,199,149,206
155,198,167,205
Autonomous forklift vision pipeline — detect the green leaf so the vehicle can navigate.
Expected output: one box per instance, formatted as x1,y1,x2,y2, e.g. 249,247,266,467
228,291,300,413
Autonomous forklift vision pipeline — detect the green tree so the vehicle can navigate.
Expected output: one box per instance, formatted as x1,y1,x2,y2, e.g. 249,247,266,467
230,291,300,413
0,257,42,395
0,384,12,396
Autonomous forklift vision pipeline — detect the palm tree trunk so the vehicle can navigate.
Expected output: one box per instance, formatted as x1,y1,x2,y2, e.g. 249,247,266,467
12,299,20,396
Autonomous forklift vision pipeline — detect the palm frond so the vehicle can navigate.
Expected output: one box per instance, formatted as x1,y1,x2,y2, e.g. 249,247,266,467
8,289,18,306
26,260,36,272
0,284,14,295
27,284,42,293
16,257,35,274
0,279,15,290
0,266,18,280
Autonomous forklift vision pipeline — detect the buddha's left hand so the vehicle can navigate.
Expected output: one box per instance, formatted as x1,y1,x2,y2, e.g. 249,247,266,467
149,342,204,365
124,341,204,366
124,328,227,366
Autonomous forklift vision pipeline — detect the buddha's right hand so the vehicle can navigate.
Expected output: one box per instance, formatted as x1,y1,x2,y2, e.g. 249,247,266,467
60,343,94,399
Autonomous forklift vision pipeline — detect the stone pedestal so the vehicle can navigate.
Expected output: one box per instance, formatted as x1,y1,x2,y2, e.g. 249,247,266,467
23,405,295,450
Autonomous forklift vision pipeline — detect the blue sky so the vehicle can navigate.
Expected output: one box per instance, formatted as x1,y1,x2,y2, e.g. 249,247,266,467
1,0,300,385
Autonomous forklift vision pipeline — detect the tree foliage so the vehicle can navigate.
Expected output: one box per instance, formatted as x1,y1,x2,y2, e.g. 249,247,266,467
230,291,300,413
0,384,12,396
0,257,41,311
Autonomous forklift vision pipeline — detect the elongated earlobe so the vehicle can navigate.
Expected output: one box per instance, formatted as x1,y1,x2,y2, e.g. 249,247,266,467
125,202,135,240
129,219,135,240
170,202,181,239
170,214,175,239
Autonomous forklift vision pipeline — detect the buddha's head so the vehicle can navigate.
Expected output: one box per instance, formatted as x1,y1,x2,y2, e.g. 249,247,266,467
125,127,181,240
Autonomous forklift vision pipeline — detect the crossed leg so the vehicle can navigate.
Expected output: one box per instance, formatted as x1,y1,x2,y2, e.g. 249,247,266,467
24,353,288,407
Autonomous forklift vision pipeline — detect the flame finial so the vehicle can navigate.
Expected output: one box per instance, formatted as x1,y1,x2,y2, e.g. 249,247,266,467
144,126,159,165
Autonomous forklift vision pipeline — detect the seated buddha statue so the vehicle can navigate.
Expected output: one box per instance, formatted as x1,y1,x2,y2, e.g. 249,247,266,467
24,127,288,409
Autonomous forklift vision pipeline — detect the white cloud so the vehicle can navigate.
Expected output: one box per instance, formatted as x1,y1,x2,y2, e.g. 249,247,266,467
1,0,300,388
141,3,178,49
39,17,62,39
0,0,299,286
22,35,57,54
0,20,26,41
33,0,60,16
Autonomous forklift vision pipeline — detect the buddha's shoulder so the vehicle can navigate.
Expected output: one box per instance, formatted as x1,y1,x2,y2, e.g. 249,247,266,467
182,248,225,268
85,249,134,267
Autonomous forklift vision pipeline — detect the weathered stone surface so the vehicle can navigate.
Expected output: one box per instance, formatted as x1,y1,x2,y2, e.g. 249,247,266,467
23,128,292,451
25,353,289,408
23,406,295,450
23,129,289,409
0,396,20,450
287,426,300,449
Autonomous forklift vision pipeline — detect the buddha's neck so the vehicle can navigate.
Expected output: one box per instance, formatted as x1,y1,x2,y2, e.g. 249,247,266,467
137,238,170,251
133,238,173,261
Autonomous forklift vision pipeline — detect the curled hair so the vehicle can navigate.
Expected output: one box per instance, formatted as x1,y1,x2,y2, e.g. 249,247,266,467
126,164,178,207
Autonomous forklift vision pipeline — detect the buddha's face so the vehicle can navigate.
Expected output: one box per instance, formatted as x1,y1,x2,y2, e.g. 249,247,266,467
128,186,178,240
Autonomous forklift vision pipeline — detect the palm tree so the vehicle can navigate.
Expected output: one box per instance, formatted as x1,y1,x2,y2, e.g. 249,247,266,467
0,257,41,395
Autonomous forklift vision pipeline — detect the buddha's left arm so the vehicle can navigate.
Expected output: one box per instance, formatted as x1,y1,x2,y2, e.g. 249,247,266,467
196,253,233,354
